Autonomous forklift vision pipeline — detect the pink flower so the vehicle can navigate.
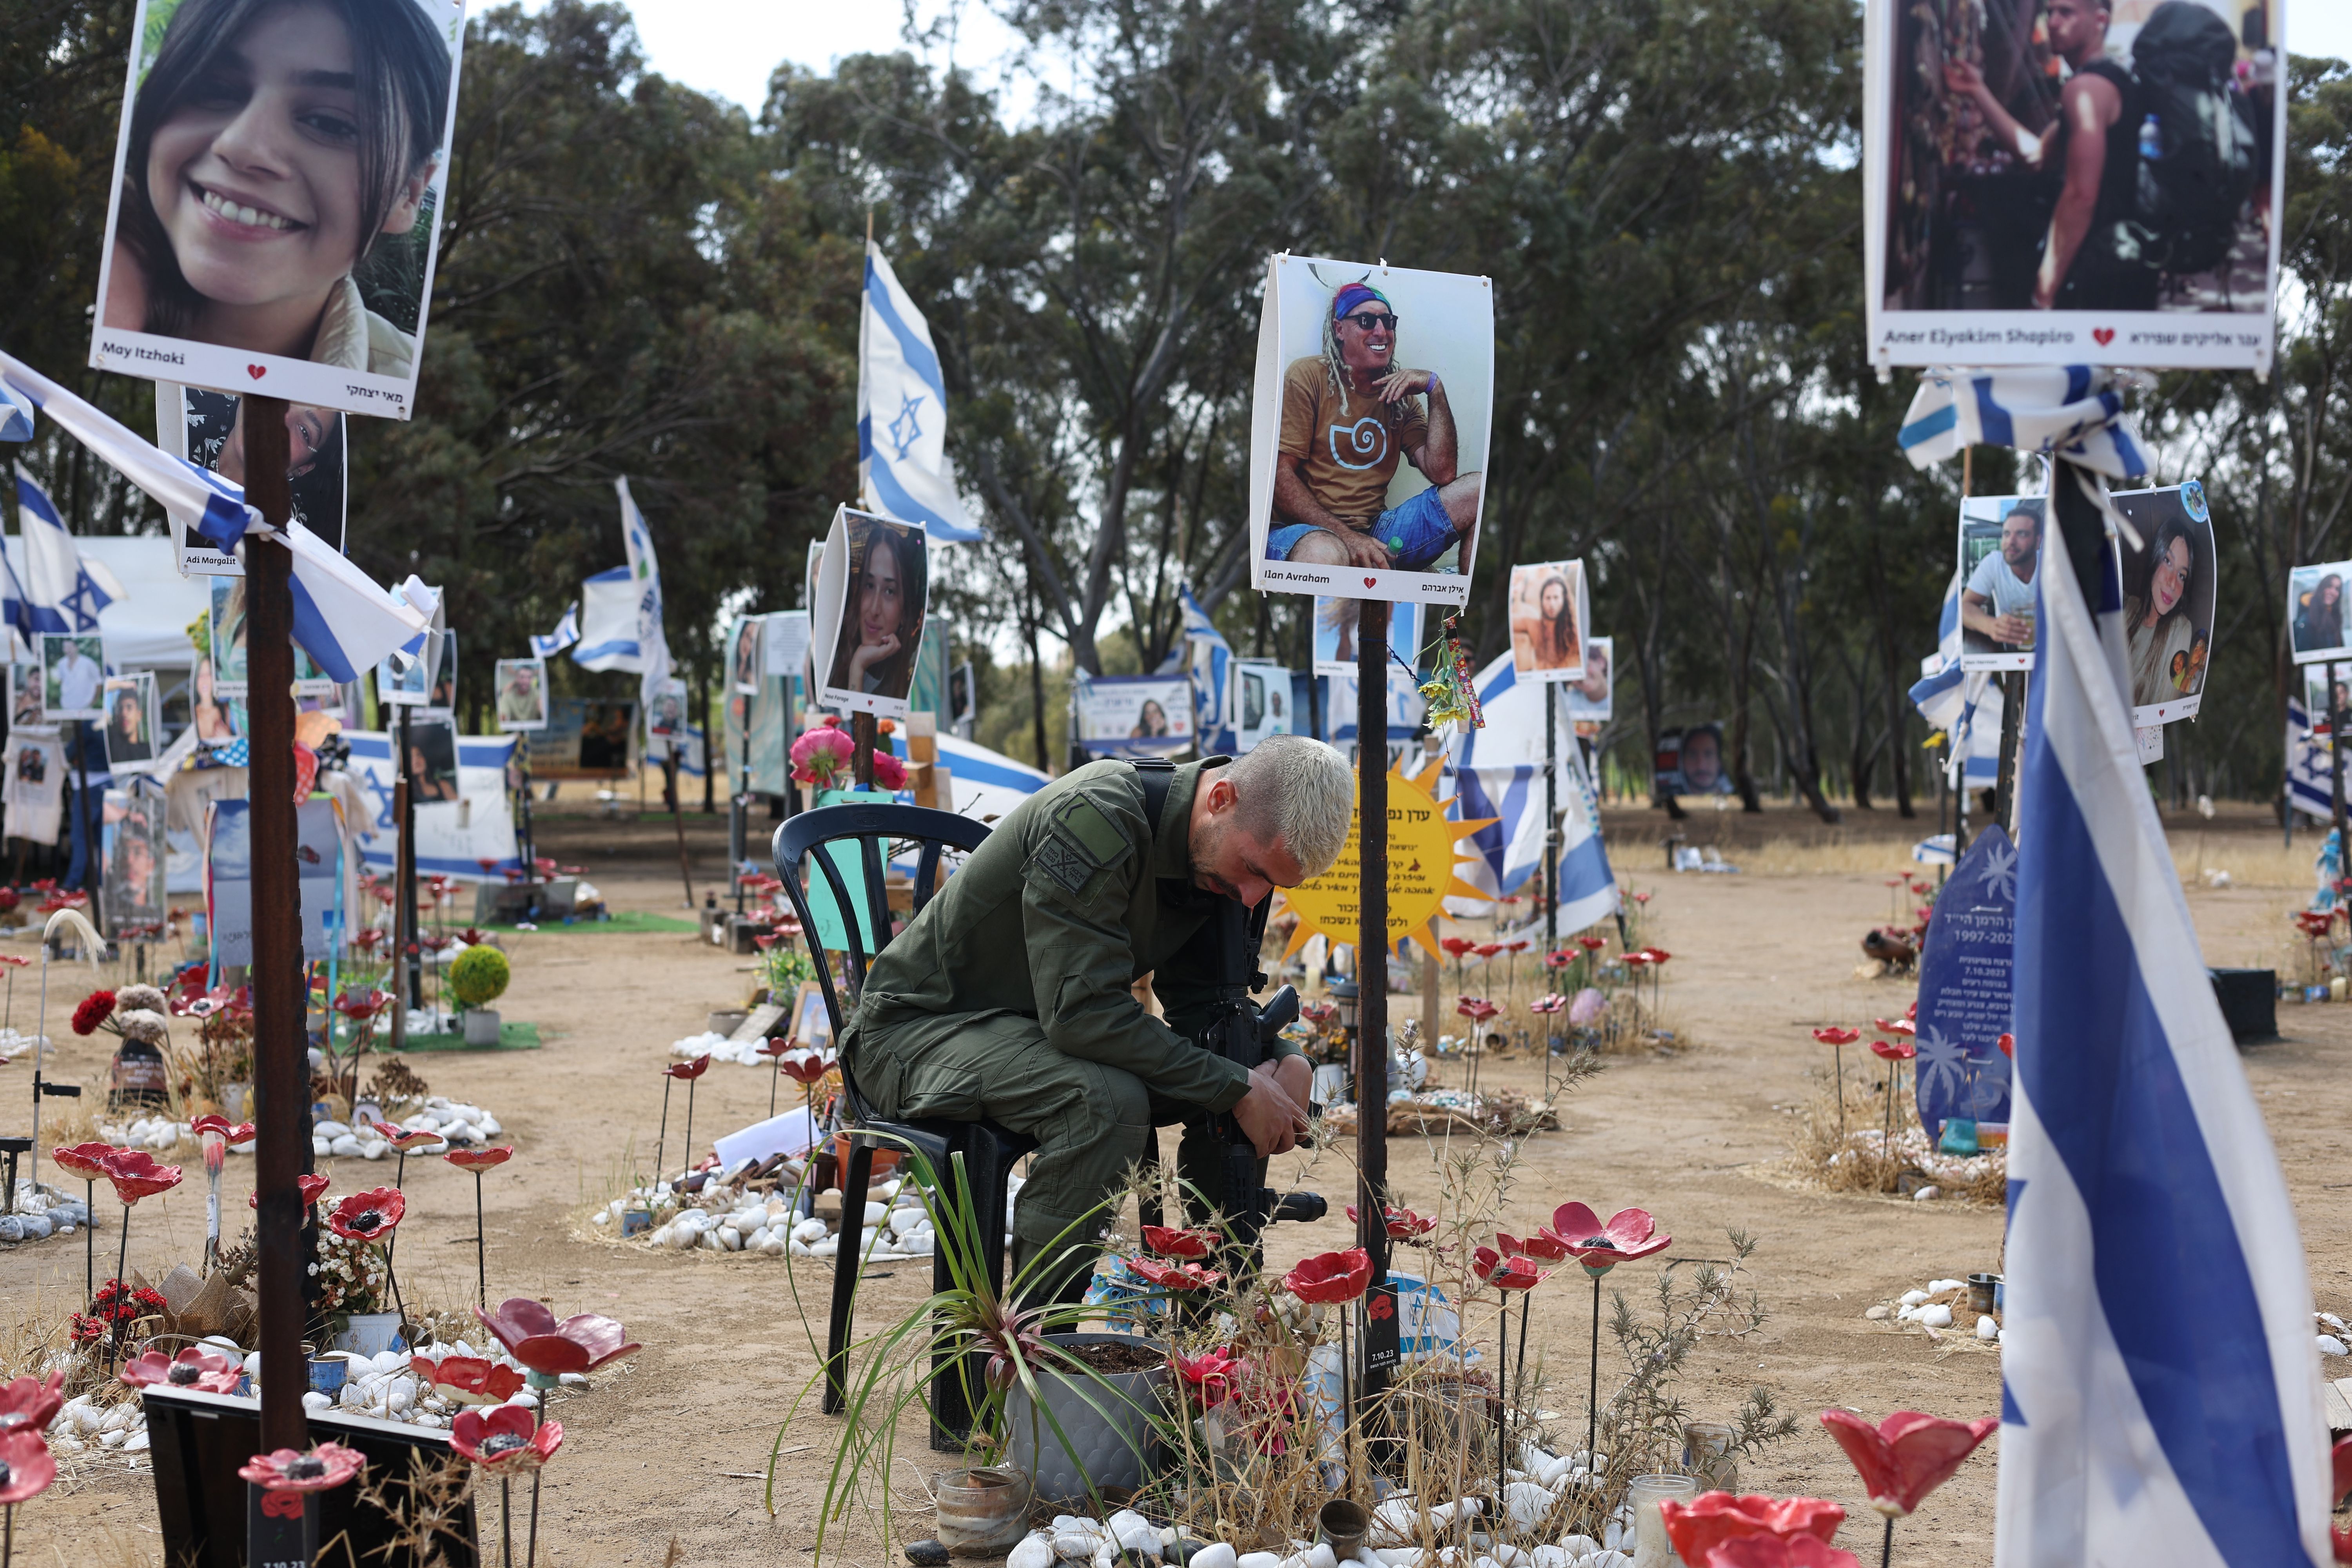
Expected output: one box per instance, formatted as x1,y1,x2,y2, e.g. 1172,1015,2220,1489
1869,1039,1917,1063
372,1123,442,1152
778,1047,833,1086
1547,1203,1670,1277
665,1054,713,1082
451,1406,564,1472
1140,1225,1216,1259
1171,1348,1241,1408
238,1442,365,1494
325,1187,406,1242
1455,996,1499,1023
1810,1027,1861,1047
97,1150,183,1205
475,1298,641,1377
1530,993,1568,1014
790,726,855,788
1703,1539,1862,1568
444,1147,515,1173
1129,1256,1223,1292
1657,1493,1846,1563
1473,1246,1546,1291
0,1373,64,1435
121,1346,242,1394
871,751,910,791
50,1142,116,1181
1345,1205,1436,1242
1819,1408,1998,1517
410,1356,526,1406
0,1427,58,1504
1501,1228,1572,1262
189,1114,256,1145
1282,1248,1372,1304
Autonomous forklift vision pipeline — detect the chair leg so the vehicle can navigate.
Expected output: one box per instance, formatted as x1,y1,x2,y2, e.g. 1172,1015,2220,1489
822,1140,877,1416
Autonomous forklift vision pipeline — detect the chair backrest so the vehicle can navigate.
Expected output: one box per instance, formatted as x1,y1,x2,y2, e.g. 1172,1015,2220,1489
772,803,990,1117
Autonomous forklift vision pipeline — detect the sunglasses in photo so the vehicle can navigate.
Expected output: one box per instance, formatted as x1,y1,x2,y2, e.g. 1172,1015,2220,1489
1341,311,1398,332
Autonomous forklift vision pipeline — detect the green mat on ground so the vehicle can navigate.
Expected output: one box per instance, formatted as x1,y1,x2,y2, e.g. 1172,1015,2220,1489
399,1020,542,1053
473,911,699,935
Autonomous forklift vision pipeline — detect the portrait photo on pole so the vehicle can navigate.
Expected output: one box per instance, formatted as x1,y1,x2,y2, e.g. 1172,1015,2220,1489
2301,666,2342,735
103,788,167,931
161,387,345,573
1864,0,2285,372
87,0,468,417
1508,560,1590,680
102,673,161,770
1248,254,1492,605
9,661,51,734
729,615,763,697
763,610,811,680
425,628,457,714
1312,597,1421,677
406,714,459,803
1958,495,2044,671
1564,635,1614,734
1076,675,1195,758
1655,724,1734,797
207,574,249,695
493,656,547,732
40,632,105,721
2112,481,2215,723
188,653,236,744
2287,559,2352,666
644,677,687,749
811,506,929,719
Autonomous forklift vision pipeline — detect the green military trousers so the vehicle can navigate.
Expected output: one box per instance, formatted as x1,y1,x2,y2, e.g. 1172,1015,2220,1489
843,1008,1254,1290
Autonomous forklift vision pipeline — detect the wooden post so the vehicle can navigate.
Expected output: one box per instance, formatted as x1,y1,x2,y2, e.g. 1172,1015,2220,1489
240,396,309,1454
2330,662,2347,857
1354,597,1390,1393
851,711,877,790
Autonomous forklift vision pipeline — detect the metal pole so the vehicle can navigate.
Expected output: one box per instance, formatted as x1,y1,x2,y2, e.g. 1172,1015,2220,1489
241,396,308,1454
1354,597,1390,1402
1544,682,1558,953
2331,663,2348,861
399,705,421,1014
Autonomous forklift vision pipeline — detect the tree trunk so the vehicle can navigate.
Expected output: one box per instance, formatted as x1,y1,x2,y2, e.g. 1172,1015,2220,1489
698,666,715,813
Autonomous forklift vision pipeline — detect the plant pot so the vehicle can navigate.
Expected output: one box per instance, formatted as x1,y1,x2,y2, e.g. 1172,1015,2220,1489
832,1133,900,1177
335,1312,405,1358
1002,1332,1169,1502
462,1009,501,1046
929,1466,1032,1553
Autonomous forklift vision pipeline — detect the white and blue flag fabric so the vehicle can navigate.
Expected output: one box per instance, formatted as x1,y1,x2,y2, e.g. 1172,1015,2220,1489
0,377,32,443
859,243,982,543
1898,366,2151,480
2286,697,2334,822
1178,583,1232,741
1909,568,2001,793
572,566,641,672
531,601,581,660
613,478,673,742
12,465,116,636
1446,651,1617,934
1997,488,2330,1566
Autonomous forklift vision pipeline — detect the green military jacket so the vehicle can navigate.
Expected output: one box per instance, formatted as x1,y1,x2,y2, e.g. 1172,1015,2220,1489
844,758,1299,1111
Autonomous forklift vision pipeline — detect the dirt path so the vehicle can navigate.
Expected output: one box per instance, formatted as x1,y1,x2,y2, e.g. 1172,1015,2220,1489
9,804,2348,1566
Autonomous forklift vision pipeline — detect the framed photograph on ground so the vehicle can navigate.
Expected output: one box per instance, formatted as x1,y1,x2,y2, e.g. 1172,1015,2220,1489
1864,0,2285,373
493,657,547,732
1076,675,1194,758
811,506,929,719
1249,253,1492,606
2114,481,2216,725
40,632,105,721
1958,496,2045,671
729,616,763,697
1564,636,1613,735
102,673,160,769
162,388,346,573
791,979,833,1053
1507,561,1588,680
2288,560,2352,666
87,0,469,418
1312,598,1421,678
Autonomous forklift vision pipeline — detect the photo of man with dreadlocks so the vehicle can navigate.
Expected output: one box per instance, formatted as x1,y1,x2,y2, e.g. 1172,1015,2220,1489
1258,260,1489,582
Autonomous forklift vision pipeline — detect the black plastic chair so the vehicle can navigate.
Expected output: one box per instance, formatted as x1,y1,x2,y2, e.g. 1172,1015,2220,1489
771,803,1038,1446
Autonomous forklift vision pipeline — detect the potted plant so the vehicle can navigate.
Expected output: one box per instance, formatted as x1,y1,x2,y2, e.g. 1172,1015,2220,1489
448,944,511,1047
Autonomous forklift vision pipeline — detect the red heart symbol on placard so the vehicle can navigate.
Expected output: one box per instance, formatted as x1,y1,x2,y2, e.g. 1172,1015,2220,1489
247,364,267,379
1363,577,1377,588
2091,328,2115,347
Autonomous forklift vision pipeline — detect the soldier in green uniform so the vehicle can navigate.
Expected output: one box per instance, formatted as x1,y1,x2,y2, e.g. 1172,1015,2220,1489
841,734,1356,1298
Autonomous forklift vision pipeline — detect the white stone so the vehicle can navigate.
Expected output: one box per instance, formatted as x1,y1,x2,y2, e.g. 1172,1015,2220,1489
761,1236,788,1257
863,1200,888,1227
100,1428,127,1449
1918,1305,1953,1329
507,1390,539,1408
700,1228,725,1251
301,1392,331,1413
1113,1523,1161,1557
2319,1335,2348,1357
313,1138,333,1158
1913,1186,1940,1201
387,1378,416,1414
1898,1289,1929,1307
889,1208,927,1237
808,1236,838,1257
100,1404,139,1434
1558,1541,1603,1561
718,1227,742,1251
1864,1305,1890,1320
1009,1533,1056,1568
1976,1315,2000,1340
339,1381,370,1410
1504,1481,1557,1529
1302,1546,1337,1568
1238,1555,1281,1568
330,1134,364,1157
413,1412,445,1429
1927,1278,1965,1294
479,1115,502,1136
1530,1550,1571,1568
1189,1548,1237,1568
314,1121,351,1140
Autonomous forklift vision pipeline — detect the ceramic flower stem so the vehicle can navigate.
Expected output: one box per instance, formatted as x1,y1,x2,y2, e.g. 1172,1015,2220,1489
1586,1270,1602,1469
1512,1288,1533,1459
109,1206,134,1369
4,1501,12,1568
1881,1515,1893,1568
381,1243,410,1344
501,1475,514,1568
472,1169,488,1306
680,1079,699,1188
526,1469,544,1568
652,1077,672,1187
1833,1043,1846,1140
1337,1303,1353,1497
81,1179,93,1304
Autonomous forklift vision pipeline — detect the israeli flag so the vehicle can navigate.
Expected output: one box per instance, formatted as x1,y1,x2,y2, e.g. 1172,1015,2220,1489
1179,583,1231,736
1997,480,2329,1566
15,464,120,635
1898,366,2151,480
2287,697,2334,822
859,243,982,543
531,601,581,660
572,566,640,671
1909,570,2001,792
0,378,31,443
616,478,675,742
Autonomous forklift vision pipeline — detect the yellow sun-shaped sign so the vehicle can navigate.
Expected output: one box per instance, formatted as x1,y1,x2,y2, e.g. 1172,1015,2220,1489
1281,757,1495,962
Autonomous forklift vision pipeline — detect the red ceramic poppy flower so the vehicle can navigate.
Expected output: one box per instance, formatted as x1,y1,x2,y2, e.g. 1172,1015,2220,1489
120,1345,243,1394
1543,949,1575,969
1282,1248,1372,1304
1171,1348,1240,1408
0,1372,64,1435
372,1122,442,1152
71,989,117,1036
333,989,394,1022
1702,1538,1862,1568
1140,1225,1215,1259
779,1047,832,1086
0,1426,58,1504
1818,1408,1998,1518
1456,996,1499,1022
238,1442,366,1494
1345,1205,1436,1241
1622,952,1652,969
1440,936,1478,959
445,1147,515,1173
410,1355,526,1406
1869,1040,1917,1062
1473,942,1503,960
475,1298,641,1377
1530,993,1568,1014
1657,1492,1846,1563
50,1142,117,1181
1473,1246,1546,1291
189,1114,257,1145
1811,1027,1861,1047
1548,1203,1671,1276
1129,1256,1223,1292
97,1149,183,1205
665,1054,713,1081
326,1187,407,1242
1996,1033,2014,1059
1501,1228,1573,1262
451,1405,564,1472
1873,1016,1916,1036
251,1173,333,1210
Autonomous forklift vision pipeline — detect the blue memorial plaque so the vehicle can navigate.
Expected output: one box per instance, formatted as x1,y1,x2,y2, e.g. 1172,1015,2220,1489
1914,824,2015,1139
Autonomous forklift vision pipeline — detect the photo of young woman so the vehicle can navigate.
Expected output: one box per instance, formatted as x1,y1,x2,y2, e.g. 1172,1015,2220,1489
820,511,928,713
209,576,249,693
2112,483,2218,722
181,389,345,546
1508,560,1588,679
91,0,465,413
191,655,238,743
1129,699,1172,740
2290,561,2352,664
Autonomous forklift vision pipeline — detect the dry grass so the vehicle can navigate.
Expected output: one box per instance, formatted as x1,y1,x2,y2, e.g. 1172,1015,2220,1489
1720,826,2323,891
1777,1077,2007,1209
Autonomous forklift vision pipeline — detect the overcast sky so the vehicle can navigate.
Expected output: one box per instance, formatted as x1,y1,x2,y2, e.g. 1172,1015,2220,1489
575,1,2348,117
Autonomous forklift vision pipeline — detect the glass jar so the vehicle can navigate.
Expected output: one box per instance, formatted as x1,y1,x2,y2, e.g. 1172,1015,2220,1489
1628,1473,1700,1568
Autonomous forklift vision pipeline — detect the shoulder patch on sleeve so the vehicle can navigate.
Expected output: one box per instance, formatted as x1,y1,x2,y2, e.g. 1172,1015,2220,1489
1057,798,1131,867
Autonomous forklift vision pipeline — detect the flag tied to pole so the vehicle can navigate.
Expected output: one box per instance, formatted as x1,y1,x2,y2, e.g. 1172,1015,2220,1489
531,601,581,660
1177,582,1231,733
616,477,672,737
11,465,119,640
1996,474,2330,1566
859,242,982,543
1898,366,2152,480
0,350,430,684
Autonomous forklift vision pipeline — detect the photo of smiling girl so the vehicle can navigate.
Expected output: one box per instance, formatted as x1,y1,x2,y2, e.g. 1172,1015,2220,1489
820,511,929,713
91,0,463,412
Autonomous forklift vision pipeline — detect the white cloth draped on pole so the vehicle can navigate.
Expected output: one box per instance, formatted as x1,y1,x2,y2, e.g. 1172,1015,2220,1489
859,242,982,543
571,566,641,671
0,349,430,683
615,477,673,737
1996,475,2329,1566
1896,366,2153,479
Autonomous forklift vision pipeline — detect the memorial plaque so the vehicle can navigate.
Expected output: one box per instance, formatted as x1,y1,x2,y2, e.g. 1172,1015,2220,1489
1914,824,2016,1139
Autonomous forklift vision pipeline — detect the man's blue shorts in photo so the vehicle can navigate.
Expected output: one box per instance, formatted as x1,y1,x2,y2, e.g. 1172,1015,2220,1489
1265,485,1458,570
